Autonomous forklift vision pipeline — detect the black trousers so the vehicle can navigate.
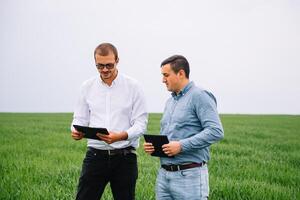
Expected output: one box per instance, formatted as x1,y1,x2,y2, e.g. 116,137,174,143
76,147,138,200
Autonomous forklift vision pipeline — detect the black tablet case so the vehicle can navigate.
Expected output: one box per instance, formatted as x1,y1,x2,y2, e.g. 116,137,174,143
73,125,109,140
144,134,174,158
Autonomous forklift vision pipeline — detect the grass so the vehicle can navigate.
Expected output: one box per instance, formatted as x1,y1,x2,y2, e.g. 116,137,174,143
0,113,299,199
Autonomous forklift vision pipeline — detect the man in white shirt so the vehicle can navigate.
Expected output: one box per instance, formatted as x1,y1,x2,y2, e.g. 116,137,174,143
71,43,148,200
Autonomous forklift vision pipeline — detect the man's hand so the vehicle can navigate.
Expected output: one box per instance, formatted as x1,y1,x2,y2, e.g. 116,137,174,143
162,141,182,156
97,131,128,144
143,142,155,155
71,130,84,140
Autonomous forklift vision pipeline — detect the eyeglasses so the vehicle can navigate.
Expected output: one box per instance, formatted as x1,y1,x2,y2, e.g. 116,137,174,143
95,63,115,70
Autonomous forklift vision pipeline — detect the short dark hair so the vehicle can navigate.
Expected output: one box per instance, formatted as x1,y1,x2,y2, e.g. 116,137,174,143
161,55,190,78
94,43,119,61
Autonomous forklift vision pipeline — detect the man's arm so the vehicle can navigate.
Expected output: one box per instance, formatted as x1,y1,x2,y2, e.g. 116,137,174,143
97,131,128,144
70,83,90,140
180,91,224,152
125,85,148,140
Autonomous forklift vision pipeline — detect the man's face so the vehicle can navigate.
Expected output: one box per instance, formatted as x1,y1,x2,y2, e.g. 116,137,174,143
161,64,180,93
95,53,117,80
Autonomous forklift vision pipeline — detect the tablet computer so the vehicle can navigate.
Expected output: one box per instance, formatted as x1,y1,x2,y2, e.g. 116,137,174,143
73,125,109,140
144,134,174,158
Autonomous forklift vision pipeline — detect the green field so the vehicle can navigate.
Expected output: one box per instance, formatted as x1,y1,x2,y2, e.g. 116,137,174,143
0,113,299,200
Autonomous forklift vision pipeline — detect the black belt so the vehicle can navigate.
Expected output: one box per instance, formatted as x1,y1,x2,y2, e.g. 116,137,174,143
88,146,136,156
161,162,205,172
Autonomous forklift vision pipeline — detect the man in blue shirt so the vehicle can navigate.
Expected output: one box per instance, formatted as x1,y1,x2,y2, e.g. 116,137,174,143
144,55,224,200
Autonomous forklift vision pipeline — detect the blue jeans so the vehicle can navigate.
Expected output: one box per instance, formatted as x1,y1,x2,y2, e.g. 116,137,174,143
156,164,209,200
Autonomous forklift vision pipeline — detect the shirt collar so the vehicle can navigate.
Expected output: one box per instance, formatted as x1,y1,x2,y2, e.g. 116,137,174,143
171,81,194,99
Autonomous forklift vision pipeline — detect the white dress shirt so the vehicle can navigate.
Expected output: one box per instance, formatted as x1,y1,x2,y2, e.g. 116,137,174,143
71,73,148,150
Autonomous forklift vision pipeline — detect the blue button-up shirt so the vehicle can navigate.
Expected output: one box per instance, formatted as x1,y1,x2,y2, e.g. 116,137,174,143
160,81,224,165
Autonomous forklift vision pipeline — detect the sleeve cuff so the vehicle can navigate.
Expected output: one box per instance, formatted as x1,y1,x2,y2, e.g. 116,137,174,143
180,139,190,152
126,128,136,140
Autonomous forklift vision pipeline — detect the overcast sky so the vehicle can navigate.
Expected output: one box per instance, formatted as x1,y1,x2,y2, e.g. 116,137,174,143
1,0,299,114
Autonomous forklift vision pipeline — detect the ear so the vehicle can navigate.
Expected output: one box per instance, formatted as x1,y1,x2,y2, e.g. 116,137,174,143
178,69,186,78
116,57,119,64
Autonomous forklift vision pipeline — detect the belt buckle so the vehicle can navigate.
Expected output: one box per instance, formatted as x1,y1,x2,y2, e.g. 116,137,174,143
108,149,124,156
170,165,180,171
108,149,118,156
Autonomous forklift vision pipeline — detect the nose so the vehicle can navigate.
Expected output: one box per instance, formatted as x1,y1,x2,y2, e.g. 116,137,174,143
102,67,109,72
